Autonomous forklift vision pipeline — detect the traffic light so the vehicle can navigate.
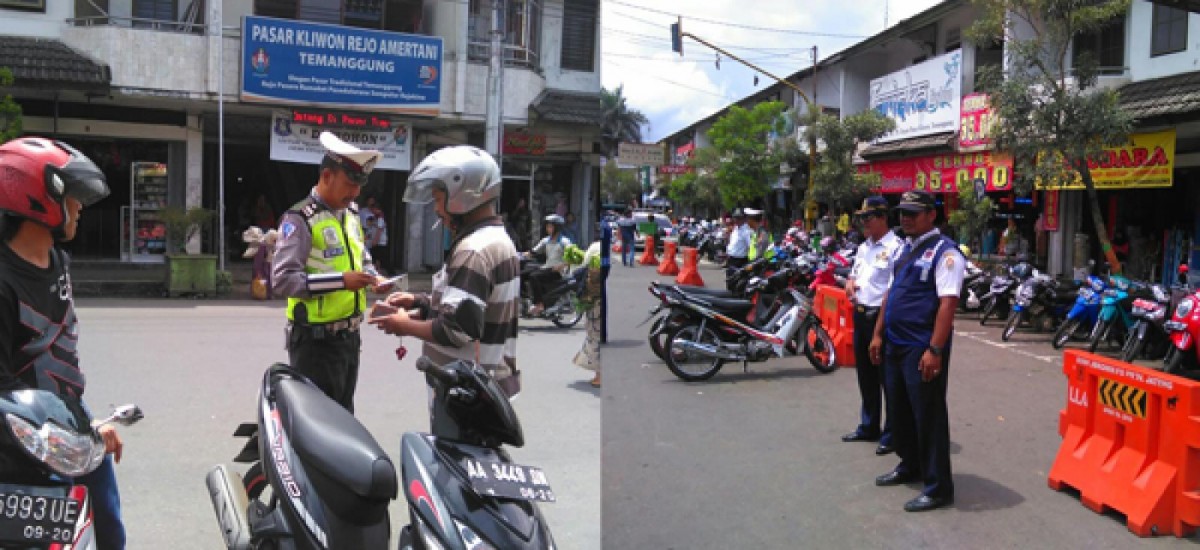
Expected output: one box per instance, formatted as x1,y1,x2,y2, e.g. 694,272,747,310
670,18,683,56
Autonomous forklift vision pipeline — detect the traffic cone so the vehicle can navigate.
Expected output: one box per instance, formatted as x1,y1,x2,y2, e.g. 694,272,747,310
676,246,705,286
657,239,680,275
639,236,659,266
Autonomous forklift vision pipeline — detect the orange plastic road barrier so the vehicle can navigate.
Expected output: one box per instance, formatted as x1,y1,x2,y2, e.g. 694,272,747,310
1048,350,1200,537
811,285,856,368
657,240,680,275
613,242,622,253
638,236,659,266
675,247,705,286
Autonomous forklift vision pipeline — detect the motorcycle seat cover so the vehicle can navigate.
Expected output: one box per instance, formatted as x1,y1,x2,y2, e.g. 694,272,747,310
275,377,398,501
688,295,754,315
670,285,732,298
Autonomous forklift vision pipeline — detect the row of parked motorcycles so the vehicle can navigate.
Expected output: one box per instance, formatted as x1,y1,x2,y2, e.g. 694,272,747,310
964,256,1200,375
642,237,858,382
673,219,727,264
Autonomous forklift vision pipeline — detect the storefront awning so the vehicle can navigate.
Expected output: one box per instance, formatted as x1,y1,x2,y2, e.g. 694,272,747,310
859,131,956,160
0,35,110,91
529,89,603,125
1119,70,1200,122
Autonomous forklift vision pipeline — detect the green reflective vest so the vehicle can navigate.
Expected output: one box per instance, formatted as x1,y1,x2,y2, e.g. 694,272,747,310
286,199,368,323
748,229,775,261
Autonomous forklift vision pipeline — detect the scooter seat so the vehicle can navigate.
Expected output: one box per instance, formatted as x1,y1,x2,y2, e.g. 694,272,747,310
670,285,733,298
687,294,754,316
275,376,398,503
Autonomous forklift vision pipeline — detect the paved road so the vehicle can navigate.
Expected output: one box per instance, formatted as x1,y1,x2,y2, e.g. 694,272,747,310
602,262,1195,548
74,298,599,548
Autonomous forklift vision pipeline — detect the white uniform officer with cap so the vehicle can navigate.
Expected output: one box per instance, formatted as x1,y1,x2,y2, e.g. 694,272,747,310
272,131,393,412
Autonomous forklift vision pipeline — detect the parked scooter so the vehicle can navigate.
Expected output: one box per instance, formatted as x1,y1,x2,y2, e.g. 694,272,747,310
661,284,838,381
959,259,991,313
1052,275,1108,349
1087,275,1144,354
1162,265,1200,374
1121,283,1181,362
207,365,398,549
979,260,1034,325
1001,273,1076,341
397,356,556,549
0,392,141,549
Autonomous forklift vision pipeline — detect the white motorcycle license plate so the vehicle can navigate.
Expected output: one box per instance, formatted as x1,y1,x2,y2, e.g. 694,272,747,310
0,484,86,545
463,458,556,503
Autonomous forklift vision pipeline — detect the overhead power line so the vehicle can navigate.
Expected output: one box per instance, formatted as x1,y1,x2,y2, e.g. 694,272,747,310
606,60,737,101
607,0,869,38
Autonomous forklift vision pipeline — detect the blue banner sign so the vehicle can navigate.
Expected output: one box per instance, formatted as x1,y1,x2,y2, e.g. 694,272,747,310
241,16,443,116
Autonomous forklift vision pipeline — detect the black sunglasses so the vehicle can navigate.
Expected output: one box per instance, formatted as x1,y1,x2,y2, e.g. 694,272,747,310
856,211,884,221
898,209,928,218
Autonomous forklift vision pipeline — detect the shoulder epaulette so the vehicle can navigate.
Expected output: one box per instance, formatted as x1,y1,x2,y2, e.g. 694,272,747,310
348,202,359,215
300,202,321,220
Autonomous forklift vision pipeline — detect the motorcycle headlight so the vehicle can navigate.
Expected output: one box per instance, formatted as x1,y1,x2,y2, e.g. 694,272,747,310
1178,298,1195,319
6,413,105,478
1147,308,1166,322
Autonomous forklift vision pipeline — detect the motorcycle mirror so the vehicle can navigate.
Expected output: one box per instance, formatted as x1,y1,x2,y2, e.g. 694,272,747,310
92,404,144,429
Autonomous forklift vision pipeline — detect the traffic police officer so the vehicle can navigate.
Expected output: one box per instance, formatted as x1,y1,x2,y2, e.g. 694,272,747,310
272,131,390,413
745,208,774,261
842,196,901,455
724,208,750,268
869,190,964,512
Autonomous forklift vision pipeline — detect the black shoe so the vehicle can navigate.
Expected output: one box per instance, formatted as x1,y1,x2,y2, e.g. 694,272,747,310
904,494,953,512
875,444,894,456
875,470,916,487
841,431,880,443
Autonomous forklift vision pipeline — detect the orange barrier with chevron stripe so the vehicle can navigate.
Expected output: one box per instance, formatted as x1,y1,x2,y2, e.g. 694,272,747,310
811,285,856,368
1048,350,1200,537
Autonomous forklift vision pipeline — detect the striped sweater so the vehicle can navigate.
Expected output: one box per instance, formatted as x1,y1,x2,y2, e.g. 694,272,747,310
420,217,520,385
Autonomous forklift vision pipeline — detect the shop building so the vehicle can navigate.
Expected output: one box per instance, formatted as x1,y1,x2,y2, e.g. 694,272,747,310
0,0,601,272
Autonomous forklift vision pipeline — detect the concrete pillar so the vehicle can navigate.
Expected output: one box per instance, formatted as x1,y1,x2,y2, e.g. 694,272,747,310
186,114,204,254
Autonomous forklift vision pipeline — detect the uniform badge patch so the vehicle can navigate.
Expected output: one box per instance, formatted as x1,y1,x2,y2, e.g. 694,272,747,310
280,221,296,241
945,255,955,268
322,226,341,247
921,248,936,261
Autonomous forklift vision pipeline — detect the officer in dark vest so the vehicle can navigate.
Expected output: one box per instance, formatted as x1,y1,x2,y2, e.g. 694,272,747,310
272,131,392,413
868,190,964,512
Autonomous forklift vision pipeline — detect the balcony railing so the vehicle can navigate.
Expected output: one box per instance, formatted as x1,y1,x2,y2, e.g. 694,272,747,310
467,41,539,69
66,16,208,35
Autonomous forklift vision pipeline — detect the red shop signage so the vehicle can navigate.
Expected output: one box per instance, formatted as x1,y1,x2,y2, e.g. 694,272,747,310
858,151,1014,194
503,132,547,155
658,165,694,174
959,93,995,150
1043,190,1060,231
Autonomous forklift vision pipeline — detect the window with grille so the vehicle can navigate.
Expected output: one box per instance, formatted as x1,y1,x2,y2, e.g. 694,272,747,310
254,0,422,32
1151,4,1188,57
467,0,542,68
561,0,597,72
133,0,176,25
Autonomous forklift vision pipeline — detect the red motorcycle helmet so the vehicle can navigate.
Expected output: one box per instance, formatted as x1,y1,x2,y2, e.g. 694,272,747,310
0,137,109,237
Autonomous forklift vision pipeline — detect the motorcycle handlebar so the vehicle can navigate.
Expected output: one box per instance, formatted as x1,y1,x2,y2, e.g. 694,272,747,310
415,356,461,386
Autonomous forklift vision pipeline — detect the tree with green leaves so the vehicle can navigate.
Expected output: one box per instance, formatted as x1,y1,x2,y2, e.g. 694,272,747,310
947,183,994,254
704,101,791,208
667,146,724,216
794,108,895,213
969,0,1133,273
0,68,22,143
601,161,642,207
600,85,649,159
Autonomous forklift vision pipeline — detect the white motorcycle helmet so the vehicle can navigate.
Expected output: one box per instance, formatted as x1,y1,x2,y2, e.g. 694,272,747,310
403,145,502,215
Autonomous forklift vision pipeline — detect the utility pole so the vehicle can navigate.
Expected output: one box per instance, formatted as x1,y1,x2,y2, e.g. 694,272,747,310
485,0,504,159
671,21,818,223
215,2,225,271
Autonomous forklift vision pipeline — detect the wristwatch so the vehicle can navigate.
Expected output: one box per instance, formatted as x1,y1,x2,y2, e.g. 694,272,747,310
927,344,944,357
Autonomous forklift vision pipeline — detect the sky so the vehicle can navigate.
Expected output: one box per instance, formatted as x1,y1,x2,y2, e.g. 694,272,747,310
601,0,947,142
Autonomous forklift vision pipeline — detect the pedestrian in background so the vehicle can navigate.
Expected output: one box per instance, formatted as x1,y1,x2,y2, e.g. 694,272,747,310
869,190,964,512
617,208,637,267
272,132,391,413
365,206,390,275
574,241,604,387
507,198,532,251
0,137,127,547
564,211,580,244
842,196,901,456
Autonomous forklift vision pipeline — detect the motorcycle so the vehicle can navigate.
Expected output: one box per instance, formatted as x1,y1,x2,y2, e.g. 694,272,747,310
1163,268,1200,374
1001,273,1076,341
207,365,398,549
661,284,838,381
1121,283,1181,362
0,392,141,550
397,356,556,549
519,259,585,328
1086,275,1145,354
1052,275,1108,349
979,260,1034,326
958,259,991,313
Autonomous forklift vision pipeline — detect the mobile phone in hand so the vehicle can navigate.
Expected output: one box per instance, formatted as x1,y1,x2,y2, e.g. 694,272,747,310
369,300,398,320
376,274,408,293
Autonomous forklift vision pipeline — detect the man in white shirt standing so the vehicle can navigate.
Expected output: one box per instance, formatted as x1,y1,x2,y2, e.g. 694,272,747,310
842,196,902,456
724,209,751,268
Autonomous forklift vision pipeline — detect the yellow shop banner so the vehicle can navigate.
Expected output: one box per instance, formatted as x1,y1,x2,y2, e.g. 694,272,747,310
1036,129,1175,190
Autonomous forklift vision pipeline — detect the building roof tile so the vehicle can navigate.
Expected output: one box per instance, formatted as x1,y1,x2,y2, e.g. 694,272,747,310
0,35,110,89
529,88,602,125
1119,70,1200,121
859,131,956,159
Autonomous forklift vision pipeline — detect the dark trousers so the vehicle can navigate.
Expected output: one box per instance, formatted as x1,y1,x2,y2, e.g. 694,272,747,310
620,232,636,265
852,310,890,445
726,255,748,269
370,245,390,274
884,342,953,499
287,326,362,413
528,267,561,305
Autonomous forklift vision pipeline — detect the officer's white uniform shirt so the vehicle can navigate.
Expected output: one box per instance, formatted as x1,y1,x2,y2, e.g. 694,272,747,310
726,223,751,257
887,228,966,297
850,230,901,307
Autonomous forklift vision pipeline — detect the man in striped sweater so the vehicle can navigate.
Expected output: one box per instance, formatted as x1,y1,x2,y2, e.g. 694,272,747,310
368,146,521,396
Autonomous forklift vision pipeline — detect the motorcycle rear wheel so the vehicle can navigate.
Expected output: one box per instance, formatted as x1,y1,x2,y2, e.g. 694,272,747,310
801,322,838,374
1052,318,1079,349
648,316,668,360
1002,311,1022,341
1087,319,1108,354
664,324,726,381
550,290,584,328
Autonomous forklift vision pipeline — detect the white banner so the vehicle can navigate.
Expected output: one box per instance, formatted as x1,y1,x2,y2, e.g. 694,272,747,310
618,142,665,166
269,110,412,171
870,49,962,143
